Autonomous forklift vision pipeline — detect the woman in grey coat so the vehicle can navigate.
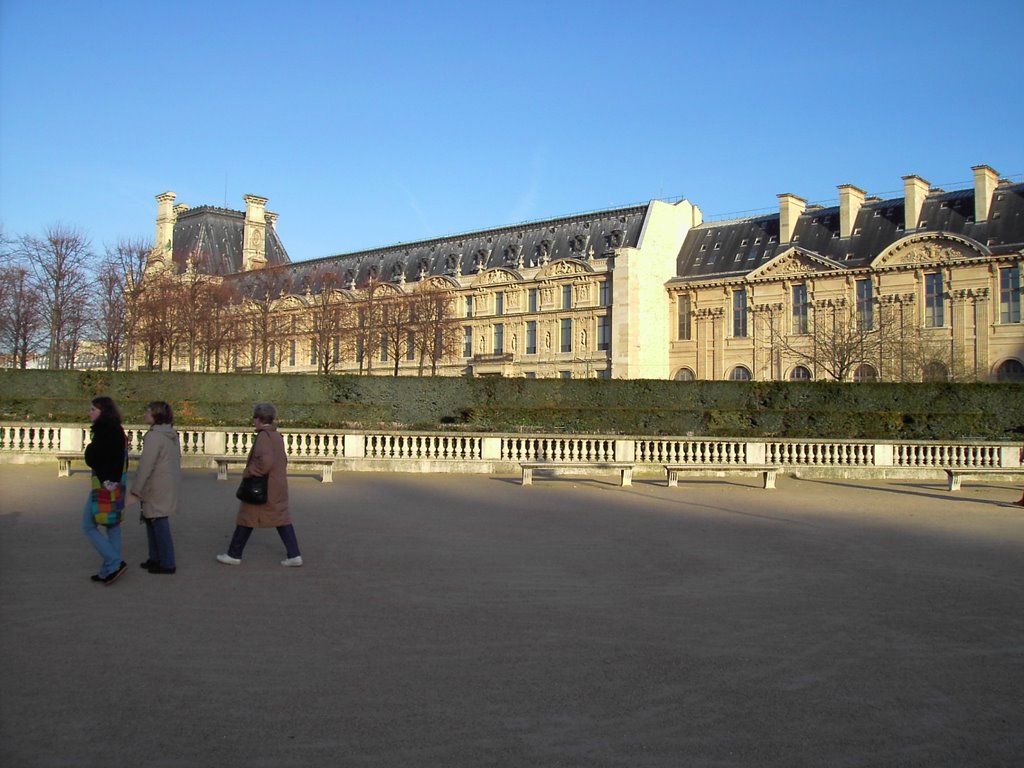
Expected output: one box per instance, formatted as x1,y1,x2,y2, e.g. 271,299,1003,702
129,401,181,574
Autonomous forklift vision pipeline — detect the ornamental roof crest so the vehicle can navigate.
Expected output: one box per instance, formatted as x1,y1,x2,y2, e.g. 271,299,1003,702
540,258,591,277
872,234,988,269
748,247,844,280
472,267,521,286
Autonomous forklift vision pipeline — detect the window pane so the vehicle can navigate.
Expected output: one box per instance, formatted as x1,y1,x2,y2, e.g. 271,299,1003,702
732,290,747,337
1000,266,1021,324
925,273,944,327
678,295,691,340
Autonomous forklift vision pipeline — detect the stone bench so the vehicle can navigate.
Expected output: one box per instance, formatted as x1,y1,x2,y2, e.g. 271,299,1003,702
213,456,335,483
519,461,634,487
57,452,140,478
664,464,781,489
942,466,1024,492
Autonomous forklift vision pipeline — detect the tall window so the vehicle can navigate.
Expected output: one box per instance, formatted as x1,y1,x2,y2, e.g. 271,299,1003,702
599,280,611,307
732,289,747,338
310,340,317,366
465,296,473,318
677,295,691,340
288,340,296,366
406,331,415,360
462,326,472,358
792,284,808,335
597,315,610,351
332,336,340,363
380,334,388,362
494,323,504,355
924,273,944,327
495,292,504,316
563,284,573,309
856,279,873,330
1000,266,1021,324
269,342,277,368
560,318,573,352
526,321,537,355
528,288,538,313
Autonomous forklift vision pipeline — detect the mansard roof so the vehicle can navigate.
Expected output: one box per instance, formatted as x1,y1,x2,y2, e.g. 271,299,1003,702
227,203,649,298
675,182,1024,283
173,205,291,275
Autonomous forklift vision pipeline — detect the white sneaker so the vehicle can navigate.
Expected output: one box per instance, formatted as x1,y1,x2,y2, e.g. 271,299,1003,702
216,553,241,565
281,556,303,567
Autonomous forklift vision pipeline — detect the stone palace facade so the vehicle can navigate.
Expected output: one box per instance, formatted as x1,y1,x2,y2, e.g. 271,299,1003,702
142,164,1023,381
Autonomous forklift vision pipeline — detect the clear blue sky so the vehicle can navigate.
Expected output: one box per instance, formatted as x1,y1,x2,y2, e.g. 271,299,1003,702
2,0,1022,262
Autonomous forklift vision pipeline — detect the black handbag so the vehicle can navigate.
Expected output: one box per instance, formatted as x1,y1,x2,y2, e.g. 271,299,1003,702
236,475,268,505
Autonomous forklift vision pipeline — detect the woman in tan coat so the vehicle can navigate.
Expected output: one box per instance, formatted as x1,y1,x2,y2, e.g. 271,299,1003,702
128,401,180,574
216,402,303,567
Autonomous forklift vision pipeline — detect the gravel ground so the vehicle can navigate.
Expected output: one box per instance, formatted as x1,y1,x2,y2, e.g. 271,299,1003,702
1,464,1022,768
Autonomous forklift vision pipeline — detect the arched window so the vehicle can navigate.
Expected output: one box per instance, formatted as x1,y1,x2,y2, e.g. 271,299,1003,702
996,358,1024,382
728,365,751,381
922,361,948,382
789,366,812,381
674,368,695,382
853,364,878,383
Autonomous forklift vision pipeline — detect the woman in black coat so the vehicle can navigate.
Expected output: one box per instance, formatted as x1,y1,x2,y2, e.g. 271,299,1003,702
83,396,129,585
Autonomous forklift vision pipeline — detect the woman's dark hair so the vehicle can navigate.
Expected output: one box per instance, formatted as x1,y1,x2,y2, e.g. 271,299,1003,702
91,396,122,425
146,401,174,425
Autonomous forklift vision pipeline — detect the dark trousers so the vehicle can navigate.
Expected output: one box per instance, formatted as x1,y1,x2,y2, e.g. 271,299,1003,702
227,524,300,559
145,516,176,568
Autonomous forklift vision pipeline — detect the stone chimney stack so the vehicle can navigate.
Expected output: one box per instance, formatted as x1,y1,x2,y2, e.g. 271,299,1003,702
971,165,999,222
902,175,929,231
242,194,269,271
838,184,866,238
777,193,807,245
148,191,178,274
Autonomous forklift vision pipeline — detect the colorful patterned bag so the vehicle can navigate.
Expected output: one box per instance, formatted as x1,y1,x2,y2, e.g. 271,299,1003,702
91,444,129,526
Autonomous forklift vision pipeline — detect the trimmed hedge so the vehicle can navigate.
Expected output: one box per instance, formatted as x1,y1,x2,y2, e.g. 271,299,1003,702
0,370,1021,440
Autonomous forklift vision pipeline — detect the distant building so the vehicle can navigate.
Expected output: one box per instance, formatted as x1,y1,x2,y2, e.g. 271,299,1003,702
142,164,1023,381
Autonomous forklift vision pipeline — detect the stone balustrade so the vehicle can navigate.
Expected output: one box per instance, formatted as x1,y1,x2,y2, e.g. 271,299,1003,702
1,421,1020,480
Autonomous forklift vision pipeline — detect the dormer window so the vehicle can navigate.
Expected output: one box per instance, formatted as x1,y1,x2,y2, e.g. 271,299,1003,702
740,239,748,246
714,243,721,250
853,227,862,235
768,235,776,243
700,244,707,251
754,237,762,245
793,235,800,242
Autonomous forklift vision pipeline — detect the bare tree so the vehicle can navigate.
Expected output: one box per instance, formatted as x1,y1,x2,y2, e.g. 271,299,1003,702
305,267,357,375
106,238,152,370
764,298,881,382
354,276,387,375
409,283,459,375
94,253,126,369
0,265,45,368
19,225,95,369
380,292,415,376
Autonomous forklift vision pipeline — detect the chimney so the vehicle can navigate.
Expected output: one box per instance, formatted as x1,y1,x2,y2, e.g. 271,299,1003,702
266,211,279,231
148,191,177,274
902,175,929,230
242,194,269,271
838,184,865,238
777,193,807,245
972,165,998,222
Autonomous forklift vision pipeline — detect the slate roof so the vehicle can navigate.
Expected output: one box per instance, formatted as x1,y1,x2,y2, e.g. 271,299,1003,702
674,183,1024,284
227,204,650,299
172,206,291,275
